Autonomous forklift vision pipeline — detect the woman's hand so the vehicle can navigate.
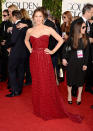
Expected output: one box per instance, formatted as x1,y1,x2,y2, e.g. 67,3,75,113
62,59,68,66
30,48,33,53
7,48,11,55
64,34,68,40
1,40,6,45
44,48,54,55
82,65,87,71
16,23,28,29
7,27,13,33
89,38,93,43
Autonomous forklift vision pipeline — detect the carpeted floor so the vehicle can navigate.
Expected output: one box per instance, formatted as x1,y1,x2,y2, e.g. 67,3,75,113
0,81,93,131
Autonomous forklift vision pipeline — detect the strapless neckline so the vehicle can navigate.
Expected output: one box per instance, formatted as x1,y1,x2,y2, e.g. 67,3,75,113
30,35,49,39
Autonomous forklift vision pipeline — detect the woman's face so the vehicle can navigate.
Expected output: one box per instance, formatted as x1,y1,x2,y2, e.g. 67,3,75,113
62,15,69,23
33,11,44,25
81,23,86,34
8,8,13,18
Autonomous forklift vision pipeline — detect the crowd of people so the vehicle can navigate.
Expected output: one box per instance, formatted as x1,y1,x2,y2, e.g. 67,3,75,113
0,3,93,121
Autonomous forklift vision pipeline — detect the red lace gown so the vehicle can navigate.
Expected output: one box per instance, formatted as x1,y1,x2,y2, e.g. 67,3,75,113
29,35,83,122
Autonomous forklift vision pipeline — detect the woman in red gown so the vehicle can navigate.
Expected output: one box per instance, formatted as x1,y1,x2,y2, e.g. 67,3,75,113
25,7,82,122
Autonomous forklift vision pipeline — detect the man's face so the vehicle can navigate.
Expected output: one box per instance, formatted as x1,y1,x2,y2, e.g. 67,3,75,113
87,8,93,19
11,16,16,23
2,12,9,21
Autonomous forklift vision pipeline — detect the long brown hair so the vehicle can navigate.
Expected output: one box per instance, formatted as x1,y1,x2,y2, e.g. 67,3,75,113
61,11,72,34
20,8,30,20
72,21,88,49
32,7,45,19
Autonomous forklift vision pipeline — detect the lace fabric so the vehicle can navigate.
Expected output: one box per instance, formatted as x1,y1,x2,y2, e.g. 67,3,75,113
29,35,83,122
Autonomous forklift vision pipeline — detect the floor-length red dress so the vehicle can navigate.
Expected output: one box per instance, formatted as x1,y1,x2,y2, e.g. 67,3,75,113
29,35,82,123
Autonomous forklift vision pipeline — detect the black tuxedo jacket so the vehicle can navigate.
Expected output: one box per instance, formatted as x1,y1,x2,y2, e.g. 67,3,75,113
9,21,28,58
89,23,93,38
44,19,57,50
0,20,12,57
21,18,32,56
44,19,56,30
21,18,33,28
0,20,12,41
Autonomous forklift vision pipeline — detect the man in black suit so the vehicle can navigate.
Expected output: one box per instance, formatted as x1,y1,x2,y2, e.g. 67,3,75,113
70,4,93,35
6,10,28,97
44,10,56,50
43,9,60,84
89,18,93,109
70,3,93,96
0,9,12,82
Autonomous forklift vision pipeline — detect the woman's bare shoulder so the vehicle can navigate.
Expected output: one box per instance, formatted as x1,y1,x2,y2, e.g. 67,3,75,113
27,28,33,33
43,25,54,32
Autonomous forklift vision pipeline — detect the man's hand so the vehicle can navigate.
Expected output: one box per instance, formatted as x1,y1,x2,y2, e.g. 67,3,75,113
89,37,93,43
62,59,68,66
0,40,6,45
16,23,28,29
7,48,11,55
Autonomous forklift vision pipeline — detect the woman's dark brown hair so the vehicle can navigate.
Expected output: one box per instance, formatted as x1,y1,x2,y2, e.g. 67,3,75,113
61,11,72,34
32,7,45,19
72,21,88,49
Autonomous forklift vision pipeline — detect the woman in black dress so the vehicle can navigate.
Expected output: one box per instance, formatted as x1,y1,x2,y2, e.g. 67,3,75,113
62,20,89,105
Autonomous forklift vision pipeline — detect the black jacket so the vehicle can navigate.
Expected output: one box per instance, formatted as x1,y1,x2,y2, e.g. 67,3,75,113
9,21,28,58
0,20,12,42
44,19,57,50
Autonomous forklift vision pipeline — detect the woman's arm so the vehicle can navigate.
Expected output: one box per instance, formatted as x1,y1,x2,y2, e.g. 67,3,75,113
16,23,28,29
44,27,64,55
25,29,32,53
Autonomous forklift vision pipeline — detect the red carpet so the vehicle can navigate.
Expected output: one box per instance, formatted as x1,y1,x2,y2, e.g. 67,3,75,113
0,81,93,131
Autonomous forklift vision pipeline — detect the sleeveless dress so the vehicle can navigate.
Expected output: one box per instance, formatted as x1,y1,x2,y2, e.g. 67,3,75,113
29,35,83,122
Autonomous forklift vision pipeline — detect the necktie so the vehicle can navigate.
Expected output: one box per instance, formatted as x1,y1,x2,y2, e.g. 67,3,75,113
86,21,90,34
86,21,88,27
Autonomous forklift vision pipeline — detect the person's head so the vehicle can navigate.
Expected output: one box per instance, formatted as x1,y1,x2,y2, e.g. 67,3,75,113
2,9,9,21
12,10,22,23
61,11,72,34
80,23,87,35
32,7,45,25
62,11,72,24
41,7,48,19
47,14,53,22
51,16,56,24
8,4,18,18
20,8,30,20
82,3,93,20
72,16,80,22
72,20,87,49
